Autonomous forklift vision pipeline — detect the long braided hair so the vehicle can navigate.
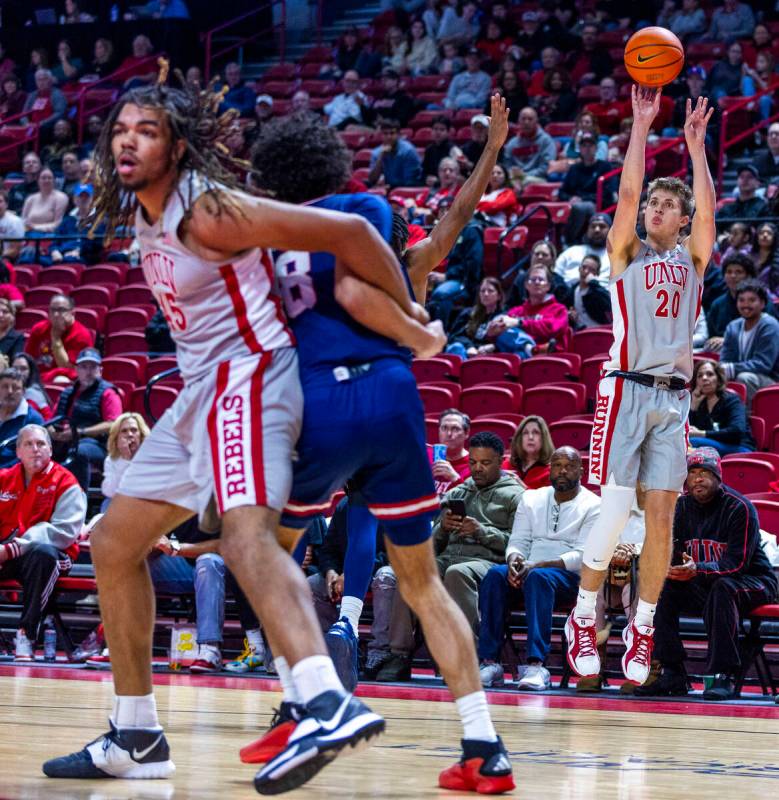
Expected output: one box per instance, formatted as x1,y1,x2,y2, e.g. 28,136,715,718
91,59,251,239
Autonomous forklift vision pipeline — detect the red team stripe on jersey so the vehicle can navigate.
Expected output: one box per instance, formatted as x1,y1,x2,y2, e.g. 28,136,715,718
369,493,441,520
220,263,264,354
249,352,272,507
208,361,231,513
615,280,629,370
284,497,338,516
600,376,624,484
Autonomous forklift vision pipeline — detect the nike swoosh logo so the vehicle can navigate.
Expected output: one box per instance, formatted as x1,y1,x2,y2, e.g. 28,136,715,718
636,54,659,63
132,734,163,761
319,695,352,733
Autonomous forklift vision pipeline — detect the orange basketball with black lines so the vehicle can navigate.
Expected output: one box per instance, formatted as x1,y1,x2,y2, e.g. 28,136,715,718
624,27,684,87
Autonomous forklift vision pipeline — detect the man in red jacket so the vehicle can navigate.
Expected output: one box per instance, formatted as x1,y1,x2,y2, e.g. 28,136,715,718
0,423,86,660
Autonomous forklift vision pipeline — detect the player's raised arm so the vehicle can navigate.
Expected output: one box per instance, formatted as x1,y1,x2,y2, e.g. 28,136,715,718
187,191,415,316
608,85,660,277
406,94,510,303
682,95,716,277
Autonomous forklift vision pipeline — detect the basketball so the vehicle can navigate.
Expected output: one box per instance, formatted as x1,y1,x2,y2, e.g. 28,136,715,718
624,26,684,87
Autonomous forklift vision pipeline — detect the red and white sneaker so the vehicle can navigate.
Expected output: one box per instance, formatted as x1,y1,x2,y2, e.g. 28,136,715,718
564,611,600,677
622,619,655,685
439,737,515,795
189,644,222,674
86,648,111,668
239,702,303,764
14,629,33,662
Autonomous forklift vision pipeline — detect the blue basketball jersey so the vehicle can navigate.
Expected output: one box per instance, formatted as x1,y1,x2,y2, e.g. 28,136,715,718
273,193,410,377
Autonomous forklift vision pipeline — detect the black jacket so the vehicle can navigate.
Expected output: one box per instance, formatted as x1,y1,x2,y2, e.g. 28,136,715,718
564,279,612,327
558,159,617,204
689,391,756,450
317,498,388,578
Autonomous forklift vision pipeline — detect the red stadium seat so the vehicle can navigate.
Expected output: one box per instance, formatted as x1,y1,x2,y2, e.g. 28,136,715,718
460,386,519,418
725,452,779,474
81,265,126,286
146,356,179,381
130,384,179,424
71,284,116,307
38,265,83,288
82,304,108,332
572,327,613,361
548,419,594,452
74,307,101,334
482,228,515,277
102,357,144,385
264,63,297,80
467,417,517,448
411,357,460,384
117,284,154,306
436,353,463,371
408,110,451,129
425,415,439,443
125,266,145,285
720,458,777,495
523,385,583,422
104,332,148,357
44,383,64,407
519,182,560,202
520,356,577,386
460,355,520,388
752,501,779,535
750,416,766,450
24,286,61,308
545,122,575,137
263,80,296,98
14,266,39,289
419,384,459,415
752,387,779,445
726,381,747,404
419,382,461,407
15,308,47,331
106,307,152,335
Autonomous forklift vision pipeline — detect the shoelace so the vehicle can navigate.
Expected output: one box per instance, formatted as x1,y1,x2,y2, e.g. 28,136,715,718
633,631,652,667
234,639,253,662
575,623,597,658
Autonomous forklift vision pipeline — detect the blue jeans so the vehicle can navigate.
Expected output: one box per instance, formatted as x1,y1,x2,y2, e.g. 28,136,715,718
477,565,580,663
70,437,107,491
689,436,752,457
496,328,537,359
148,552,226,644
429,280,468,325
446,342,469,359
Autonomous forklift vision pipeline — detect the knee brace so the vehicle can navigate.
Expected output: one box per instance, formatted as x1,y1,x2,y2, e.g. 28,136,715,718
582,483,636,571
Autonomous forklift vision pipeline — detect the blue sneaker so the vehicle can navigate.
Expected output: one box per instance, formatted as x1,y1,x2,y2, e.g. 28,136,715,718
254,690,384,795
42,720,175,779
325,617,359,693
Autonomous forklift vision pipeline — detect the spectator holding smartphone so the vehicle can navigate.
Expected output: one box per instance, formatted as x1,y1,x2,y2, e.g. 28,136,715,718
428,408,471,496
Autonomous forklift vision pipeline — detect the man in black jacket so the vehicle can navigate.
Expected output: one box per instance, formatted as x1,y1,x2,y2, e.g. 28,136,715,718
636,448,778,700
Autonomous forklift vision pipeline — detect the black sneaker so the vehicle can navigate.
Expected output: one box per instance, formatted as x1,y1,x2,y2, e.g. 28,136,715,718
42,721,175,779
702,674,737,701
325,617,359,693
633,669,689,697
375,653,411,682
253,690,384,795
361,650,391,681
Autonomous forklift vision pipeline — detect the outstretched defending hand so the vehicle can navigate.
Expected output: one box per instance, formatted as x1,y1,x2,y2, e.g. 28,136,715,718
684,95,714,155
631,84,661,130
486,93,510,150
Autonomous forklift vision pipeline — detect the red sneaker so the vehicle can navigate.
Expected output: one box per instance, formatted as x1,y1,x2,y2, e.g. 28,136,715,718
439,738,515,795
564,611,600,677
239,702,302,764
622,619,655,685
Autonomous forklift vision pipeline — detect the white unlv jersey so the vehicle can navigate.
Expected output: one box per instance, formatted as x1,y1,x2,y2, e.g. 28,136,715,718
135,172,294,382
604,241,702,381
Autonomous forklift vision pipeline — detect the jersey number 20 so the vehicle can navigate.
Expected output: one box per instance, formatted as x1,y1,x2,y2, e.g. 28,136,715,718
275,251,316,319
655,288,681,319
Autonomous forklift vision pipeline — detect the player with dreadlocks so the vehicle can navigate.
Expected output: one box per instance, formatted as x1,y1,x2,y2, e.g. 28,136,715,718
42,64,436,795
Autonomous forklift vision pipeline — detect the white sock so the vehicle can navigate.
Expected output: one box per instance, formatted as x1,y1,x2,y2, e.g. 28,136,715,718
112,694,160,729
455,691,497,742
291,655,345,705
273,656,300,704
575,588,598,620
339,596,363,634
635,598,656,628
246,627,264,655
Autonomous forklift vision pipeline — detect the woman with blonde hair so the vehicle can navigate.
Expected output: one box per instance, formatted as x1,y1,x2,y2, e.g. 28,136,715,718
504,415,554,488
101,412,150,510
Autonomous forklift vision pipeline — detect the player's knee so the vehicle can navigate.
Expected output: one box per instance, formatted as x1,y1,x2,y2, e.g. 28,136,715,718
582,483,635,571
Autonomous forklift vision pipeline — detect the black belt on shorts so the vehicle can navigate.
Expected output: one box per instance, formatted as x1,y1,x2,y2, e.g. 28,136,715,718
606,370,688,391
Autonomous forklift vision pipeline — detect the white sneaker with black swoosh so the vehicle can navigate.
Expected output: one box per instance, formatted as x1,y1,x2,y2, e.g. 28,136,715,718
254,690,385,795
42,721,175,779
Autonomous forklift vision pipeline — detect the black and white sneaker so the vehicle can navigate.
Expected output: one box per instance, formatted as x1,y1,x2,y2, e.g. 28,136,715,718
254,690,384,795
42,720,175,779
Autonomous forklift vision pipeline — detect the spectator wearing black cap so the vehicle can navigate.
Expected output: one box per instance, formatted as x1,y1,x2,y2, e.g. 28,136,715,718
557,132,617,244
717,165,769,222
51,347,122,490
368,117,423,188
443,47,491,110
367,69,416,128
635,448,777,700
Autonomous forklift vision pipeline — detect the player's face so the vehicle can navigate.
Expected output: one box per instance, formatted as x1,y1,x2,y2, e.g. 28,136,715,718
736,290,765,321
439,414,467,451
111,103,182,192
686,466,718,503
644,190,688,239
469,446,502,487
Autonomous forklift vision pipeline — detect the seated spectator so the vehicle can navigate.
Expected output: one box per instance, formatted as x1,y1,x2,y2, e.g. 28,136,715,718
584,77,626,137
368,117,423,188
290,90,313,115
51,348,122,490
718,165,768,222
41,120,77,172
515,10,545,63
720,280,779,405
667,0,707,42
101,412,150,511
741,50,778,121
0,423,85,660
0,40,15,77
671,66,712,136
78,115,104,159
566,254,612,329
52,39,84,86
558,133,617,243
567,23,613,87
243,96,275,149
88,38,118,81
50,184,104,265
535,67,578,125
445,277,507,358
706,41,745,102
184,65,202,91
429,408,471,496
405,18,438,75
0,75,26,121
145,303,175,355
337,27,363,74
368,68,416,128
478,447,599,689
24,48,49,94
416,157,461,221
0,299,23,360
754,222,779,296
9,152,42,213
636,448,778,700
437,1,481,46
488,265,569,356
0,190,26,262
688,359,755,455
422,116,456,185
382,26,408,75
527,47,562,97
443,47,491,110
554,212,611,284
63,0,95,22
377,432,522,681
135,0,191,19
323,71,367,128
705,253,757,347
23,69,67,135
114,35,157,88
503,414,553,488
476,164,517,227
25,293,93,383
720,223,754,268
753,123,779,184
58,150,82,197
489,69,528,123
507,239,567,307
477,18,514,71
705,0,755,42
12,354,52,418
458,113,491,175
21,169,69,234
0,368,44,467
504,107,557,189
218,62,255,119
79,157,93,183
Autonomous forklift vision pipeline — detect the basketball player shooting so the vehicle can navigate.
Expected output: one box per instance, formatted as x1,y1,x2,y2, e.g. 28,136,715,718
565,85,715,685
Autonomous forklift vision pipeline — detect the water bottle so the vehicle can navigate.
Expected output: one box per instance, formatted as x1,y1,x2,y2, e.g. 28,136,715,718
110,4,120,22
43,617,57,662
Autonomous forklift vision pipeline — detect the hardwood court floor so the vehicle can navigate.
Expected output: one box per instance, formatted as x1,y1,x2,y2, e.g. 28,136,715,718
1,671,778,800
